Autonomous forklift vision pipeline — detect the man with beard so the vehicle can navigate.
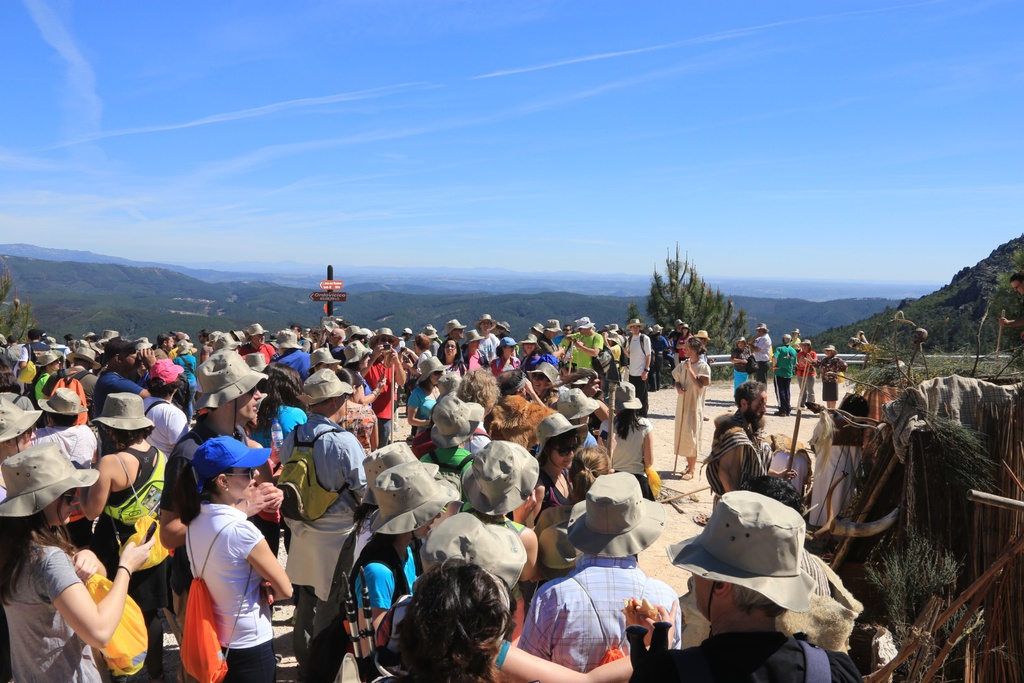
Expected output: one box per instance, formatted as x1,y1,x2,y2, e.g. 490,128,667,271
703,381,795,501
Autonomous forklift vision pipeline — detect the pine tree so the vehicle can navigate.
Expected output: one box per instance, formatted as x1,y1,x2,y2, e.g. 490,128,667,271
625,301,642,325
647,244,747,350
0,265,33,343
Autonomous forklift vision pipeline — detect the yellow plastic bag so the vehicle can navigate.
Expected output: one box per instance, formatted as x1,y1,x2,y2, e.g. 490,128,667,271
646,467,662,498
17,359,36,384
120,515,169,571
85,574,148,677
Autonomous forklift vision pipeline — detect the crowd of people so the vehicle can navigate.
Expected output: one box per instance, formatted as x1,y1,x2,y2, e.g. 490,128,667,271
0,315,861,682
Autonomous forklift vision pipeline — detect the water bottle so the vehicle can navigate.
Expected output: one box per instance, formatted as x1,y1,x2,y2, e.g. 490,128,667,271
270,419,284,461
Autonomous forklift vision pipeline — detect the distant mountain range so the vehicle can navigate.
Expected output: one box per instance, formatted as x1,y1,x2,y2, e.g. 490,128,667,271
0,243,938,301
0,252,900,342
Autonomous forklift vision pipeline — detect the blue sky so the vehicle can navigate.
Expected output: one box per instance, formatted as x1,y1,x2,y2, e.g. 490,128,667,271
1,0,1021,283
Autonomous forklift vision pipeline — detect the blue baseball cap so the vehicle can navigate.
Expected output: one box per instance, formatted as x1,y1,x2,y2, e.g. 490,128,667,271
498,336,517,348
193,436,271,492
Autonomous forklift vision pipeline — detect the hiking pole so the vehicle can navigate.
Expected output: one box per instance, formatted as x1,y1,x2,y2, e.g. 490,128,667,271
358,568,376,660
996,309,1005,354
786,366,814,473
341,573,363,659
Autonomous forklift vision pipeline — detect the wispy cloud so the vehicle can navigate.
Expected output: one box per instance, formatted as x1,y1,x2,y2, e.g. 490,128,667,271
22,0,102,140
47,82,436,149
472,0,950,80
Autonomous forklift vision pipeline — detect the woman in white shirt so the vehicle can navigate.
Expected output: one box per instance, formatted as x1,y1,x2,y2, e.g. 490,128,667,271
175,436,292,683
609,382,656,500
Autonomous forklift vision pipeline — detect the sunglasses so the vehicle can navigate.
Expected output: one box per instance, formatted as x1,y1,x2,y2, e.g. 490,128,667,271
225,468,256,481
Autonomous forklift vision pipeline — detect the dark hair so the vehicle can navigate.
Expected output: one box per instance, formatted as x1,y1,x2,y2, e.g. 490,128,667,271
565,368,599,386
1012,271,1024,285
497,370,527,397
0,512,76,605
569,446,610,504
100,425,155,453
615,406,644,440
173,461,218,525
399,560,513,683
104,338,136,359
47,411,79,428
146,374,182,399
539,429,583,467
740,476,803,515
156,332,173,347
0,366,18,394
735,380,766,407
256,364,306,431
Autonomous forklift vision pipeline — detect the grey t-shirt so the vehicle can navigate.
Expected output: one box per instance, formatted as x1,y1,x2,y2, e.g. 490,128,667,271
6,545,103,682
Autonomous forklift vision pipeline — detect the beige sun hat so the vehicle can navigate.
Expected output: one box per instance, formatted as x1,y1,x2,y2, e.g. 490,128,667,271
444,319,467,335
615,382,643,410
34,350,61,368
345,324,366,340
309,347,341,368
196,351,267,410
462,329,484,344
303,369,353,405
417,356,446,377
176,339,195,355
276,330,303,350
93,393,154,431
627,318,643,329
693,329,711,341
421,512,527,588
213,333,240,351
0,398,42,443
343,340,371,364
823,345,837,352
0,443,99,517
544,319,561,333
566,472,666,557
437,373,462,397
535,506,580,580
361,442,421,507
756,323,769,331
38,387,88,416
536,413,588,454
430,395,485,448
245,353,268,372
667,491,816,613
529,362,558,384
422,324,439,340
520,334,539,345
67,345,100,370
101,330,120,341
557,388,600,421
462,441,539,517
246,323,266,337
476,314,494,327
371,461,458,534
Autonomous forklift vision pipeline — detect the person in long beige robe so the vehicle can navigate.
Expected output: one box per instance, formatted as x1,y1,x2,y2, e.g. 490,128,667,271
672,337,711,479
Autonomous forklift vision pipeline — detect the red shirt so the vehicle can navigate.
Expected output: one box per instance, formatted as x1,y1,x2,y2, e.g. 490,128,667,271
797,350,818,377
365,361,395,419
238,342,274,365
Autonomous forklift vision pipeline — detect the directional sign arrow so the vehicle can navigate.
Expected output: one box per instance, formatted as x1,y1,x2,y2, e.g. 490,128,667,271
319,280,344,291
310,291,348,302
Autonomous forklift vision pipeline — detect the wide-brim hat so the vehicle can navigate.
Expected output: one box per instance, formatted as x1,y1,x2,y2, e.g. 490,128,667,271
303,369,353,405
477,314,494,327
756,323,769,331
246,323,266,337
371,328,398,346
67,346,100,369
666,491,816,613
544,319,561,333
0,398,43,441
627,318,643,329
361,442,419,506
246,353,268,371
421,512,527,588
462,329,484,344
34,350,61,367
823,345,837,352
537,413,588,454
557,388,600,421
276,330,303,350
422,325,439,339
346,324,366,340
437,373,461,397
418,355,447,377
535,506,580,580
93,392,155,431
574,317,594,330
0,443,99,517
100,329,120,341
615,382,643,410
39,387,88,415
371,461,459,535
496,321,511,333
652,324,663,334
529,362,558,384
344,340,371,364
309,347,341,367
520,334,539,345
444,319,467,335
462,441,539,517
567,472,665,557
213,334,240,351
800,339,813,347
694,330,710,341
196,351,267,410
431,395,485,448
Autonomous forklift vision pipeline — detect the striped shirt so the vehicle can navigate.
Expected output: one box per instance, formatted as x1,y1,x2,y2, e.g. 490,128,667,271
704,412,772,498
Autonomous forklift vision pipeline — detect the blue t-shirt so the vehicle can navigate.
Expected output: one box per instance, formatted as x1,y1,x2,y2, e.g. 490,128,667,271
355,547,417,609
173,353,197,384
272,349,311,380
92,371,143,419
406,386,436,421
251,405,308,448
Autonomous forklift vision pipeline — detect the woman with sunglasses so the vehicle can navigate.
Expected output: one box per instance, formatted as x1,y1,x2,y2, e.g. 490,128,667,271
174,436,292,683
438,338,467,376
407,357,445,435
0,443,154,683
80,392,168,682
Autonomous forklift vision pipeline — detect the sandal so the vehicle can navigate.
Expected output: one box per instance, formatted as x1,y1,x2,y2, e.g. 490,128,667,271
681,471,694,481
692,513,709,527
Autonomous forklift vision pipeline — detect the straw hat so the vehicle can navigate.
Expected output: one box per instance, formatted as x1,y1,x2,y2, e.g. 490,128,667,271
801,339,813,347
667,491,816,613
38,387,88,416
615,382,643,410
557,388,600,421
196,351,266,410
309,347,341,368
93,393,154,431
536,413,588,454
430,395,485,448
0,398,42,442
361,442,420,507
302,369,353,405
371,461,458,534
566,472,666,557
343,340,371,364
0,443,98,517
535,506,580,580
276,330,303,350
462,441,539,517
421,512,527,588
67,345,100,370
693,330,711,341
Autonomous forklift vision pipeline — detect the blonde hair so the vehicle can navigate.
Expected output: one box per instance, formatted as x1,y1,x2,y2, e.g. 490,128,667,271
457,369,500,415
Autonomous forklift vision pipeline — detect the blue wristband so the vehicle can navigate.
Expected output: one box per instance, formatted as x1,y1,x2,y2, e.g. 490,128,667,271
496,640,511,670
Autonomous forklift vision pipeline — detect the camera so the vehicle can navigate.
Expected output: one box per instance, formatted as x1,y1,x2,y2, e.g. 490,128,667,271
382,342,392,350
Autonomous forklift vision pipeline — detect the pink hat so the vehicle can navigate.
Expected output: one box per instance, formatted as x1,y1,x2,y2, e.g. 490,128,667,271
150,359,184,384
